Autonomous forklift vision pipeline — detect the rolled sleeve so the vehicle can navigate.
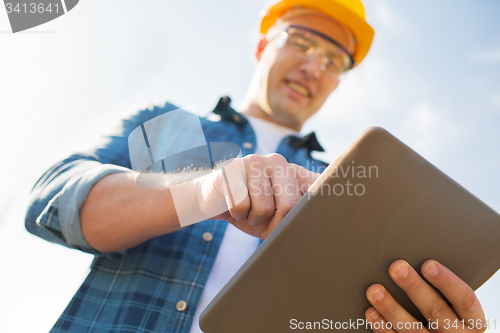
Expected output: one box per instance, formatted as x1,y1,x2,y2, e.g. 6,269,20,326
25,101,180,255
35,162,129,254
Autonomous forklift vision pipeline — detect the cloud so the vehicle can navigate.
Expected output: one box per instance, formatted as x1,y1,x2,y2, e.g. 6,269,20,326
407,102,438,129
400,101,462,159
372,0,411,35
468,48,500,64
492,92,500,109
319,59,397,122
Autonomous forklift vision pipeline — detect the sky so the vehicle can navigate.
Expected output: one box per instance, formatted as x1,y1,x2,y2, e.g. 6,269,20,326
0,0,499,331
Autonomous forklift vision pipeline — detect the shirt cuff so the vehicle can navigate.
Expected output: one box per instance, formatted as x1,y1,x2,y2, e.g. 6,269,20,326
36,162,129,255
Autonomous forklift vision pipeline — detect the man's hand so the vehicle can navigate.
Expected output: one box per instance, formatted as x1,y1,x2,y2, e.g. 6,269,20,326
81,153,318,253
171,153,319,239
365,260,487,333
215,154,319,239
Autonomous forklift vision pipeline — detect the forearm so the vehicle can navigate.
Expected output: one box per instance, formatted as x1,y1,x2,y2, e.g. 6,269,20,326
80,172,180,253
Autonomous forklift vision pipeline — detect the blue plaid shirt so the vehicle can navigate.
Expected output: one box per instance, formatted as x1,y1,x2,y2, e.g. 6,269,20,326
25,96,328,333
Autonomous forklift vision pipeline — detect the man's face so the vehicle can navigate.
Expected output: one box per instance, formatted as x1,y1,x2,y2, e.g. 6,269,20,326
254,13,355,129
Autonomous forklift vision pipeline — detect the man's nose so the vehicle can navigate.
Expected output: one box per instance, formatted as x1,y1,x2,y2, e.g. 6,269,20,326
298,53,324,79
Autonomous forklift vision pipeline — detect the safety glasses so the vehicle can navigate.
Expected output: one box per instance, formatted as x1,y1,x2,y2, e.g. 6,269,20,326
273,25,355,78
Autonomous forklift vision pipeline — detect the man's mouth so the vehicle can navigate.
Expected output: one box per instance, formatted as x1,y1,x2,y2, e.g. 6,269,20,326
285,80,311,98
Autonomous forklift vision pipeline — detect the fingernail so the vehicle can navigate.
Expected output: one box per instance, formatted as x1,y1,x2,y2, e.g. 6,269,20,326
372,287,385,301
369,309,379,320
395,261,409,279
424,262,438,277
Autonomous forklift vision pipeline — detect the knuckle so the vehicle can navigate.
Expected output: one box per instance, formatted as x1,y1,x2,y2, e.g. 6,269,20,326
377,327,391,333
266,153,287,165
427,297,449,319
230,197,250,218
394,322,423,333
384,303,400,318
406,326,423,333
394,326,408,333
406,275,422,293
459,289,478,312
245,154,263,167
252,203,275,218
290,163,307,174
441,272,454,287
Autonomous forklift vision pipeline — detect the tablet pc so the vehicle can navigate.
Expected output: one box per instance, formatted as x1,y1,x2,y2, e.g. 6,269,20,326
199,127,500,332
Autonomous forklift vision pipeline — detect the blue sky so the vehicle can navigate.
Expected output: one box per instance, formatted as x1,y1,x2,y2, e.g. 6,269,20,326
0,1,499,331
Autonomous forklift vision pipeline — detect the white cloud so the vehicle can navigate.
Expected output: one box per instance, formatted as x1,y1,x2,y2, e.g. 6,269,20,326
372,0,411,35
319,59,397,122
492,92,500,109
407,102,438,129
468,48,500,64
400,101,461,159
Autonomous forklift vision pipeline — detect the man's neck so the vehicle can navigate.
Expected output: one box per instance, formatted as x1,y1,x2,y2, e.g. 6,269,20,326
238,100,302,132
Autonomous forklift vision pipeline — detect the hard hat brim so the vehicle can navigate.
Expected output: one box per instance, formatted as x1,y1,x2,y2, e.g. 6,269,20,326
260,0,374,67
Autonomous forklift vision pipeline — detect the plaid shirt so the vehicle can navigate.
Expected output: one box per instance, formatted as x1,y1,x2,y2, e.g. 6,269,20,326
25,96,328,333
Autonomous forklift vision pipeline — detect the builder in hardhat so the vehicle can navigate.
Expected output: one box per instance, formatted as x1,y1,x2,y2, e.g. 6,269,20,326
27,0,487,332
238,1,487,328
241,0,373,131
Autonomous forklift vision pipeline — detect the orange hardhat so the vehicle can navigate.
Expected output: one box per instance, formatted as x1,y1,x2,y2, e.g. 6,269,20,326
260,0,374,67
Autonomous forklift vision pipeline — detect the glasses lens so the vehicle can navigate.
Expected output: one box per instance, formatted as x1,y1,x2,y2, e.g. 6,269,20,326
279,27,352,78
285,32,314,53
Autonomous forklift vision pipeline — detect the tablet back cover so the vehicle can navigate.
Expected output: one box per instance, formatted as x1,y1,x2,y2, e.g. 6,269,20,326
200,127,500,333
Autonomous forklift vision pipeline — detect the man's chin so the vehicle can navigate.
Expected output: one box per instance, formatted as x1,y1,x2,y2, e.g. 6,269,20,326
282,100,310,116
272,105,308,128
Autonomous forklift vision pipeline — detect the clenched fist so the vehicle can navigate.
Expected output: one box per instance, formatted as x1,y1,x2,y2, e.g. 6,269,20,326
170,153,319,239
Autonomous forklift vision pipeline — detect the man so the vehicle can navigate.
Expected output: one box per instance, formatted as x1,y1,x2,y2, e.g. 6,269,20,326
26,0,487,332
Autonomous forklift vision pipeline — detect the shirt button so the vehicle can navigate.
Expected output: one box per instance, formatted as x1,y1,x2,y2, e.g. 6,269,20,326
243,142,253,150
202,232,213,242
176,300,187,312
233,115,241,123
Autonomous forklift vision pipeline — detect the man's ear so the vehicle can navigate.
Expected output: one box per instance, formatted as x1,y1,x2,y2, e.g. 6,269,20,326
255,37,268,62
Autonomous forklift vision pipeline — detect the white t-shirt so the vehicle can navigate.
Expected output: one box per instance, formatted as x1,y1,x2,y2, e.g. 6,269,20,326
189,115,299,333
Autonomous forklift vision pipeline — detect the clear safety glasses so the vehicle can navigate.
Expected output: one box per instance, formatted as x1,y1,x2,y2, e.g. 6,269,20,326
273,25,355,78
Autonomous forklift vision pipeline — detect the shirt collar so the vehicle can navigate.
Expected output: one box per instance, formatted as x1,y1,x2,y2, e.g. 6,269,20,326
212,96,246,125
212,96,325,153
286,132,325,152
